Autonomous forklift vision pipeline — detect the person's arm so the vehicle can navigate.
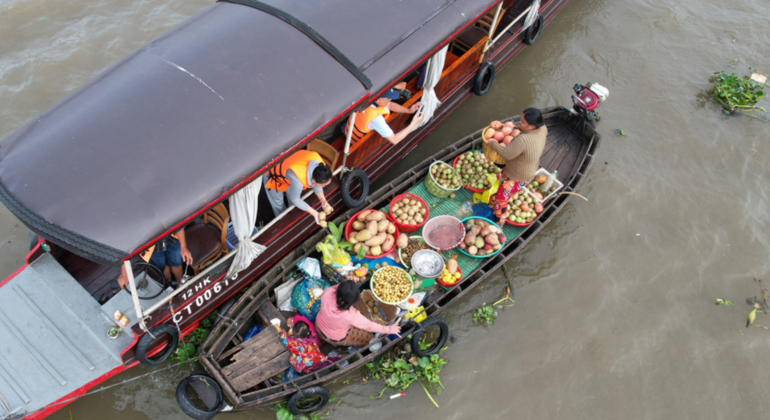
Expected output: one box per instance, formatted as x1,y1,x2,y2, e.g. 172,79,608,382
348,309,400,335
388,101,422,114
487,133,528,160
285,170,322,225
383,111,424,146
176,228,193,265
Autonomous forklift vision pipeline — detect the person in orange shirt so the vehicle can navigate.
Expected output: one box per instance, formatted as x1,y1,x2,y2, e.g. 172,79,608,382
347,88,424,146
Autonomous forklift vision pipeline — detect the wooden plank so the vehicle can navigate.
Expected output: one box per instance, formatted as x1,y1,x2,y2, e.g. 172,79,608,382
218,327,276,363
256,300,287,330
223,339,286,379
229,350,291,393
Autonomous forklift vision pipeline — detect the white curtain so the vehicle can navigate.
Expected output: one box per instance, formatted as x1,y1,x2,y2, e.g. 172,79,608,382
226,177,267,277
524,0,541,30
414,45,448,129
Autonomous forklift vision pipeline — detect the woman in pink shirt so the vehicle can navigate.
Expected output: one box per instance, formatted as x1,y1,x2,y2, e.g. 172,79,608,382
315,281,400,347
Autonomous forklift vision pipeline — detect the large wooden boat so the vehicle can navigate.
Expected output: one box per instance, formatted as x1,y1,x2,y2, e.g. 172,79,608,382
0,1,572,419
192,106,601,417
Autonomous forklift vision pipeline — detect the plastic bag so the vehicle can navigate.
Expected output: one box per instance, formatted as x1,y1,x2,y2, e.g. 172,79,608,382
297,257,322,280
473,173,501,204
291,277,331,321
315,235,351,266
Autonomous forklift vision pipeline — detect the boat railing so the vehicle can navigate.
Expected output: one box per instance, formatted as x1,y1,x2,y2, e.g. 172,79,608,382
486,3,535,52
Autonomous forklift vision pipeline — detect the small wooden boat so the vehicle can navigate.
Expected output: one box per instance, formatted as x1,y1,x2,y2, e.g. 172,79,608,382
189,106,602,417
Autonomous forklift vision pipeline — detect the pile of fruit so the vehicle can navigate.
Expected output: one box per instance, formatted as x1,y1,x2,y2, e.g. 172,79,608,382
507,190,544,224
483,120,517,146
391,196,427,226
429,162,462,190
348,210,398,257
458,218,506,257
438,257,461,285
454,151,501,191
372,266,412,303
528,173,559,199
397,234,429,266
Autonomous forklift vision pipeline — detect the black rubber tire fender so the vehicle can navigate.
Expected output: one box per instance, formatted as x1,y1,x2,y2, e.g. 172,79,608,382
523,14,543,45
176,374,224,420
136,324,179,366
472,62,496,96
340,168,369,209
410,316,450,357
212,297,237,330
287,385,331,415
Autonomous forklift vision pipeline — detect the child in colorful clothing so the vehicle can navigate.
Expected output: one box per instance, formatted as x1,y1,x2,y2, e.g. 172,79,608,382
272,315,338,374
490,180,519,225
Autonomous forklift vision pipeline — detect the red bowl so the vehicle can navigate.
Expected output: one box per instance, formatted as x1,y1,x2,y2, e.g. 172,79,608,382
388,193,429,234
344,210,400,259
452,154,501,194
436,266,462,288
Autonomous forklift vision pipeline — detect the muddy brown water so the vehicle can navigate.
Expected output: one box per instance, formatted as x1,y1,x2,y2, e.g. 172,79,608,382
2,0,770,418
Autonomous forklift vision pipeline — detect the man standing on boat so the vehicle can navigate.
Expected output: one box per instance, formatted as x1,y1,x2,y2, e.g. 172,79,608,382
486,107,547,184
116,228,192,288
347,88,424,145
263,150,333,225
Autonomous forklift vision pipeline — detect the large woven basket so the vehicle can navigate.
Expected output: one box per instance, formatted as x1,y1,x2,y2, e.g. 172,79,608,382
480,126,507,165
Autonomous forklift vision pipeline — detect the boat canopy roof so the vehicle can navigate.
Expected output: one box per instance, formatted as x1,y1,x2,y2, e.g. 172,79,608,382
0,0,496,265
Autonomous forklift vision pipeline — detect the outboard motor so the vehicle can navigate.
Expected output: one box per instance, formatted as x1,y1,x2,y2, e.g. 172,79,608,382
572,82,609,121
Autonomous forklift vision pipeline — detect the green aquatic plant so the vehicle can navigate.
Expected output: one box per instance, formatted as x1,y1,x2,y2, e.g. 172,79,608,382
366,349,447,407
273,401,332,420
472,291,515,325
708,71,767,120
170,311,217,366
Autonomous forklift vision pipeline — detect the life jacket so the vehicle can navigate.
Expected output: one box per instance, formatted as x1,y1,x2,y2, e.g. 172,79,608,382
265,150,325,193
346,106,390,143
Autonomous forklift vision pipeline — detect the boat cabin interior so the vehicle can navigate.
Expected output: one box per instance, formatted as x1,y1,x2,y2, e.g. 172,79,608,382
39,0,549,314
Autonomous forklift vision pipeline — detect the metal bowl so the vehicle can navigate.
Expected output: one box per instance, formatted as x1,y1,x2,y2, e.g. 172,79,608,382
410,249,445,278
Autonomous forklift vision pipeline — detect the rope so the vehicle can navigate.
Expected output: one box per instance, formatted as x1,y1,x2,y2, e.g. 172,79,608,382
24,357,202,415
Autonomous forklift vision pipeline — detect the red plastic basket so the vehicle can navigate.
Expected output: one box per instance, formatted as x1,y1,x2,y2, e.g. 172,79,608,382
344,210,400,259
388,193,429,233
505,218,534,227
436,266,462,289
452,154,501,194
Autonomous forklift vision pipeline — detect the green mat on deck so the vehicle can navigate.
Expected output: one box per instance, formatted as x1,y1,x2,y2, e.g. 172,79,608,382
380,180,526,284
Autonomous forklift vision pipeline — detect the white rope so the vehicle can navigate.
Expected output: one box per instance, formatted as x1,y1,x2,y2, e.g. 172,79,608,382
523,0,541,30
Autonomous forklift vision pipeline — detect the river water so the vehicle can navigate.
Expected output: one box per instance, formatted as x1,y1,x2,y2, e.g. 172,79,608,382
2,0,770,419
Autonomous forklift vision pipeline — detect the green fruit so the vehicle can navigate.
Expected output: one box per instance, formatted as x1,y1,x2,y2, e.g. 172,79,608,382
532,181,540,188
515,217,523,223
525,197,532,204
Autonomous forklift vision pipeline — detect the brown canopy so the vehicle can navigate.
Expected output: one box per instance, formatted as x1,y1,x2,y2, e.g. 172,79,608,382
0,0,496,265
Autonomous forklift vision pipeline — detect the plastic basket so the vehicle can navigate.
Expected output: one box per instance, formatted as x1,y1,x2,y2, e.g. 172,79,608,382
344,210,400,259
436,266,462,290
370,266,414,306
225,222,259,251
388,193,429,233
480,126,507,165
457,217,506,259
423,161,461,198
452,153,500,194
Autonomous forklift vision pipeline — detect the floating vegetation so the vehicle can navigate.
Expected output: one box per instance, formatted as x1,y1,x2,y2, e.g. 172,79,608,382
708,70,768,121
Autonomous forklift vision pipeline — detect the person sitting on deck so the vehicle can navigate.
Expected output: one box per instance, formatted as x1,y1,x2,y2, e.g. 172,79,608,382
116,228,193,289
346,88,424,146
315,281,400,348
270,315,340,374
485,107,548,184
262,150,333,226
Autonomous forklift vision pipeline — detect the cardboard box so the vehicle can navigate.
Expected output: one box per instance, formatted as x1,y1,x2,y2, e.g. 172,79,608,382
355,290,398,325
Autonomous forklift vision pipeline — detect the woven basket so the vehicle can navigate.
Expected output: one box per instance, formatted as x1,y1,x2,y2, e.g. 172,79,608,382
480,126,507,165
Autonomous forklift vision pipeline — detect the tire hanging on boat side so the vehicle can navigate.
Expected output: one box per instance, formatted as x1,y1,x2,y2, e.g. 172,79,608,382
472,62,495,96
523,14,543,45
411,316,449,357
176,374,224,420
136,324,179,366
340,168,369,208
287,385,331,415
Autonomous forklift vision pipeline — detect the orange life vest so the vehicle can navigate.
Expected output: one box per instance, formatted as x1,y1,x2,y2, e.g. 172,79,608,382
265,150,325,193
346,106,390,143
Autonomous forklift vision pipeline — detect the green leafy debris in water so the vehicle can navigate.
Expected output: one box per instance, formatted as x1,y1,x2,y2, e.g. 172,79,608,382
617,129,626,136
708,70,768,121
715,298,735,306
